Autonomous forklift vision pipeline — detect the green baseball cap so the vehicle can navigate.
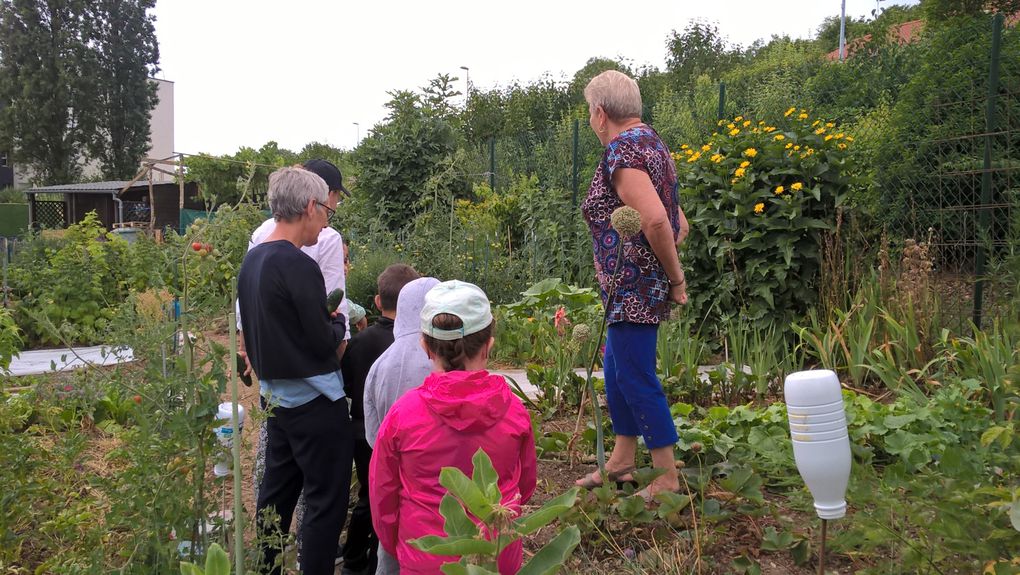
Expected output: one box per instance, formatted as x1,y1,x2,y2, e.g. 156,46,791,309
420,280,493,340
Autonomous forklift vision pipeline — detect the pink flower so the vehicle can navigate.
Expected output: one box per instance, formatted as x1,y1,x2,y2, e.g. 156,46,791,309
554,306,568,337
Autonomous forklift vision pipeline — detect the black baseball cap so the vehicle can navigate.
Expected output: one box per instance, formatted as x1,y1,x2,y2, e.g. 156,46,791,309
303,159,351,197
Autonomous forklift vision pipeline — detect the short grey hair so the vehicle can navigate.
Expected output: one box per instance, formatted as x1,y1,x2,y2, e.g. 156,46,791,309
267,166,328,221
584,70,642,122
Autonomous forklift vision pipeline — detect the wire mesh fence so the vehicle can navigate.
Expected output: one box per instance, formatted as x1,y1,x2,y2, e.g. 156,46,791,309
472,13,1017,330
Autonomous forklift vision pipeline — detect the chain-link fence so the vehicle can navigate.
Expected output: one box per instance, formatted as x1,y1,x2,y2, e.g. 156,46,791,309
469,13,1017,330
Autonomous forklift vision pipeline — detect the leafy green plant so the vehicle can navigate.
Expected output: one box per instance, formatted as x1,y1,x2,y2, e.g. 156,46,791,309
677,109,859,336
409,448,582,574
949,319,1020,421
0,306,21,372
180,542,230,575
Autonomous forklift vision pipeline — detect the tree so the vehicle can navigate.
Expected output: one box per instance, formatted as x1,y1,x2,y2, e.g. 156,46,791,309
665,21,739,89
816,14,872,53
0,0,99,184
0,0,159,185
923,0,1020,23
87,0,160,180
353,90,462,230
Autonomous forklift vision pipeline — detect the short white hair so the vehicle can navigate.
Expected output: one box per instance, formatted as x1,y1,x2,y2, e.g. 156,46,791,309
584,70,642,121
268,166,329,221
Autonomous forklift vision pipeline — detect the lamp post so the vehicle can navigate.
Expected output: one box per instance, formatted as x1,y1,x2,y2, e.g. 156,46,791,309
353,122,360,147
459,65,470,107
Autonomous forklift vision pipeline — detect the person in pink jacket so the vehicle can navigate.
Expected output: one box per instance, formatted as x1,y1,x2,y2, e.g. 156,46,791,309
369,280,537,574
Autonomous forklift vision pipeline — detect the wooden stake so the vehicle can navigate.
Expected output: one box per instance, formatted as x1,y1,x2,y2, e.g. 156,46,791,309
818,518,828,575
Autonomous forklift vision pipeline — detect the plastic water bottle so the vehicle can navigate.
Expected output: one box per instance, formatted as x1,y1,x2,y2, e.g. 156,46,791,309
784,370,851,520
213,402,245,477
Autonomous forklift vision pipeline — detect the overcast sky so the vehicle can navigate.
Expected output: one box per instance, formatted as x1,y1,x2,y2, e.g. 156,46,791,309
152,0,919,156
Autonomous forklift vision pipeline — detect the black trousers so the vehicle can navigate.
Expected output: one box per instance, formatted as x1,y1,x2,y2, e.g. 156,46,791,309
342,419,378,572
256,395,354,575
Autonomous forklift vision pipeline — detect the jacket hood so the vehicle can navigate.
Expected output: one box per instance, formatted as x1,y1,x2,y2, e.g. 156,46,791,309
419,370,512,432
394,277,440,339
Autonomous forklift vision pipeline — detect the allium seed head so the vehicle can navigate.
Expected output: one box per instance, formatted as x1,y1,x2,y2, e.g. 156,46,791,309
610,206,642,237
571,323,592,344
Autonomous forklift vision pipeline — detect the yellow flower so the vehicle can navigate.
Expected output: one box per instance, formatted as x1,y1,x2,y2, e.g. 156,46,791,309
717,120,726,126
812,120,820,127
835,133,845,139
710,153,723,163
742,120,751,127
774,134,785,141
685,149,693,155
798,113,809,120
764,126,776,133
701,144,712,152
743,148,758,158
845,136,854,142
729,128,740,136
826,122,835,128
793,145,801,151
758,120,766,125
734,167,746,178
754,202,765,214
784,107,796,117
815,128,826,135
727,123,736,130
774,185,785,195
824,134,833,141
791,182,803,191
687,152,701,163
838,143,847,150
734,115,743,122
785,142,793,149
739,160,750,168
681,144,689,149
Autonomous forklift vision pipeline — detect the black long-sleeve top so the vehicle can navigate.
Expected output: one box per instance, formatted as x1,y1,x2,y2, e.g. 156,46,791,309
238,240,346,380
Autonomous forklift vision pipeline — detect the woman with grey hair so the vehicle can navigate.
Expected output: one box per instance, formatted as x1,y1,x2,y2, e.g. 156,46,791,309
576,70,688,499
238,166,354,575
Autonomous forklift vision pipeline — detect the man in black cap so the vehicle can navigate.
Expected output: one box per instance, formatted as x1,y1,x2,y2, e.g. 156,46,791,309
236,158,352,568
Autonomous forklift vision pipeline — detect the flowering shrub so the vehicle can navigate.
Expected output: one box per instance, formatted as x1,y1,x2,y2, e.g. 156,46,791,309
675,110,858,332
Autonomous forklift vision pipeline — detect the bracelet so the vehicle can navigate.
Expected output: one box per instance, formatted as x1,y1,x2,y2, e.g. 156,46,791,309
668,277,685,287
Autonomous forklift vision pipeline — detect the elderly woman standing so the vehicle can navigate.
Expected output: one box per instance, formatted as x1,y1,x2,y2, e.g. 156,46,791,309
576,70,687,499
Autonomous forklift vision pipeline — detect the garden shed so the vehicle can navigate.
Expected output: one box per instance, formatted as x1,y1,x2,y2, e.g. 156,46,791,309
25,180,202,233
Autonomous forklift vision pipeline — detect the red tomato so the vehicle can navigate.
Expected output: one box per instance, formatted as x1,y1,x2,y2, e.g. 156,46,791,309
191,242,202,251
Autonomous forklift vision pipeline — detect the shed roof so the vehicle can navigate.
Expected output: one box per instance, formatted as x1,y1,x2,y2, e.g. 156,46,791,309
26,181,172,195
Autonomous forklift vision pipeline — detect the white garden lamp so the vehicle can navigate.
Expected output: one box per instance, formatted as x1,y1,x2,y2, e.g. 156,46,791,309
784,369,851,574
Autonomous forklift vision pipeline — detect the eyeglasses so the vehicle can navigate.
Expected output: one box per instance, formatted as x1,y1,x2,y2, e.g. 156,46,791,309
315,201,336,220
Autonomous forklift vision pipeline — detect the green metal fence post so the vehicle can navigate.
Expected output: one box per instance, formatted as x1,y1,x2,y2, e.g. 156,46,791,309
489,137,496,191
572,118,580,207
973,13,1004,332
717,82,727,121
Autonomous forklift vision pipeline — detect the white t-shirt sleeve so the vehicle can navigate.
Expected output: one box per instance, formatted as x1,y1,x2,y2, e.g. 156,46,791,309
315,229,351,340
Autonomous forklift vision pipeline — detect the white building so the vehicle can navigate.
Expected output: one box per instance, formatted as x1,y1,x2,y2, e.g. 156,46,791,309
5,78,175,187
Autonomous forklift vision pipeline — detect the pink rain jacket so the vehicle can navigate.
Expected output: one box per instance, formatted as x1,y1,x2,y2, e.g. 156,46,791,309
369,369,537,574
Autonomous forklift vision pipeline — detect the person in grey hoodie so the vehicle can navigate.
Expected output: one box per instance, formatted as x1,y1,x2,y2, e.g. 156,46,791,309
363,276,439,575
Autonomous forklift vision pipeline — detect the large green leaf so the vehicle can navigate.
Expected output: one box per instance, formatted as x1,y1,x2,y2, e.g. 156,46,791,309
1010,498,1020,532
179,564,202,575
409,535,498,556
440,467,494,522
441,494,480,537
203,544,230,575
513,487,579,536
516,526,582,575
440,561,501,575
470,448,502,504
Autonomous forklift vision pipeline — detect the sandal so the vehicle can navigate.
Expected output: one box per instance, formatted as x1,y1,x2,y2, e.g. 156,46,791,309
575,466,638,490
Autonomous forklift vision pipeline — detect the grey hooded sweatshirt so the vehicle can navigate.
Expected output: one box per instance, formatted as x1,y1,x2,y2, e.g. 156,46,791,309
364,277,440,448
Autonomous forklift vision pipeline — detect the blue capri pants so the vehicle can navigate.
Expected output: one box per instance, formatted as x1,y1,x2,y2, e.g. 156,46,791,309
604,321,678,450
